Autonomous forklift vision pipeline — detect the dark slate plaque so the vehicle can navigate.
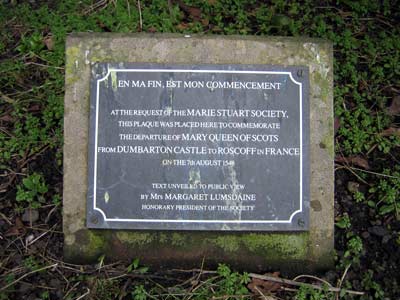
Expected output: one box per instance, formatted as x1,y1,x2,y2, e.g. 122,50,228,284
87,63,309,231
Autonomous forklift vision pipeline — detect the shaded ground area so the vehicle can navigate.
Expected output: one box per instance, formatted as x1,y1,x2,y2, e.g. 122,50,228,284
0,1,399,299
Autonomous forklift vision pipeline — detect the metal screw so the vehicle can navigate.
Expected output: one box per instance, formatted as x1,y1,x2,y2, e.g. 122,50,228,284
297,69,303,78
90,216,98,224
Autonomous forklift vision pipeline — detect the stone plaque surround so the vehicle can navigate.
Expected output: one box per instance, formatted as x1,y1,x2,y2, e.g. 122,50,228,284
64,33,333,273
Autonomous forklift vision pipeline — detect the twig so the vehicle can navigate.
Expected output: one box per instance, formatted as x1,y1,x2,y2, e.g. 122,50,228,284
83,0,108,15
137,0,143,31
335,163,369,185
26,224,57,247
64,282,80,299
293,274,332,287
0,90,15,104
336,264,351,300
126,0,131,18
45,205,59,224
210,295,251,299
280,287,298,292
167,0,174,17
0,212,12,225
1,263,58,291
24,62,64,69
73,288,90,300
346,166,400,179
248,273,364,296
254,286,269,300
336,163,400,180
118,278,131,300
170,268,217,274
185,256,206,300
189,275,220,295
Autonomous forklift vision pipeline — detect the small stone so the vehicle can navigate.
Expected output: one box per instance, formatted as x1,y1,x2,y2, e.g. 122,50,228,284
324,270,337,282
382,235,391,244
368,226,388,237
49,278,60,288
55,290,63,299
22,209,39,223
19,282,31,293
347,181,359,193
361,231,370,239
25,234,35,245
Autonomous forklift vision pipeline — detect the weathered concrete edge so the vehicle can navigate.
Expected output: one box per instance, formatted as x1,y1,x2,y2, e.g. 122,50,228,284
63,33,334,274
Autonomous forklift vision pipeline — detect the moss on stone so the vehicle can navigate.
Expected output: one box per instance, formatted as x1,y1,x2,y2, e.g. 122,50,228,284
171,233,186,246
116,231,155,246
242,233,309,260
111,71,118,91
159,233,168,243
206,233,308,260
209,235,241,252
321,134,334,157
65,46,82,86
313,72,331,103
73,230,107,259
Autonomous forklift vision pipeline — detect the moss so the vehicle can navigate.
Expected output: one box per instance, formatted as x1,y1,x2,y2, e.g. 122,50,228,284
159,233,168,243
73,230,107,259
209,235,241,252
110,71,118,91
65,46,81,86
116,231,155,246
321,134,334,157
314,71,331,103
208,233,309,260
89,47,127,63
242,233,309,260
171,233,186,246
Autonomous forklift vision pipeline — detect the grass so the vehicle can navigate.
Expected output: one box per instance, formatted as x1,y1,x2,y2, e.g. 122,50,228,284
0,0,399,299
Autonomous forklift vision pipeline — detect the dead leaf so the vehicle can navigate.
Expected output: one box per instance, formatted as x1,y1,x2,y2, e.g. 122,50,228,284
248,272,281,295
0,114,14,122
334,117,340,135
28,104,41,112
43,35,54,50
5,217,26,237
335,155,370,170
201,18,209,26
380,127,400,137
0,91,15,104
176,23,189,30
4,227,19,237
347,181,360,193
147,27,157,33
387,96,400,116
349,156,370,169
15,217,24,229
175,0,202,20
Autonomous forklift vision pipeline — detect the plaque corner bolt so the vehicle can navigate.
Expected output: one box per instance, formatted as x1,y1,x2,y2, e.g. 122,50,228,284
296,69,304,78
90,216,99,225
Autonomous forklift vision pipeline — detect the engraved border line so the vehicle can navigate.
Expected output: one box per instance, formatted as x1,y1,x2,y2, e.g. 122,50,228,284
93,68,303,224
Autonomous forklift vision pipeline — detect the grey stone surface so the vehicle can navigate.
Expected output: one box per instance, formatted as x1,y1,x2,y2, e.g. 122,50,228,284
64,33,334,273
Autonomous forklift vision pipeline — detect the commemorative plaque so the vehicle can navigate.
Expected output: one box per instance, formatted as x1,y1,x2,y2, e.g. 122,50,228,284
87,63,309,231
